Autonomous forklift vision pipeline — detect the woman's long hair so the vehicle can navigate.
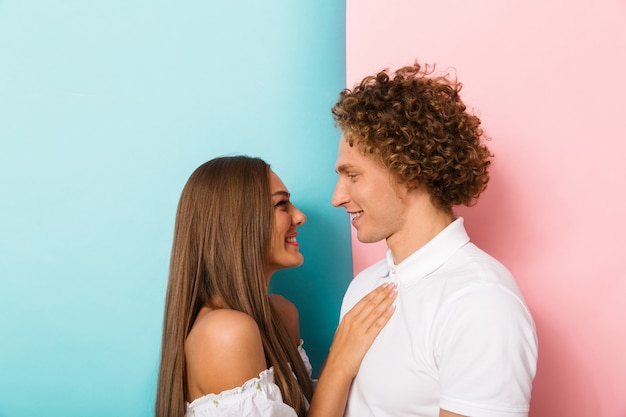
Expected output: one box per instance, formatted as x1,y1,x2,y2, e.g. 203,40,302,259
155,156,314,417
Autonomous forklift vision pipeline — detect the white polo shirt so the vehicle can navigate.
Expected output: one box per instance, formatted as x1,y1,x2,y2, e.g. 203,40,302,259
340,218,538,417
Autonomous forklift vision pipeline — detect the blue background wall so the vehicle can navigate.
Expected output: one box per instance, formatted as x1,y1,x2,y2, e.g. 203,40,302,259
0,2,350,415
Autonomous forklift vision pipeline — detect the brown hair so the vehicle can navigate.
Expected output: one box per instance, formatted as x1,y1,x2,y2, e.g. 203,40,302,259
332,61,492,211
155,156,313,417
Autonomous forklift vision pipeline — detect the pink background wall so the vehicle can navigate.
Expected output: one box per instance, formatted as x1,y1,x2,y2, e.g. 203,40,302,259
345,1,626,416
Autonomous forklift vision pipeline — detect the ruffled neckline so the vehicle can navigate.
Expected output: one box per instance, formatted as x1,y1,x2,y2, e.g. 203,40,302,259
187,367,276,408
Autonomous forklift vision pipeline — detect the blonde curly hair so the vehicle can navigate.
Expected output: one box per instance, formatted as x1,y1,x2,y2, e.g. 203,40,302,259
332,62,492,211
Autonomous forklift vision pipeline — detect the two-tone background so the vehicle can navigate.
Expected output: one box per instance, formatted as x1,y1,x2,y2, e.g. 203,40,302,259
1,1,625,416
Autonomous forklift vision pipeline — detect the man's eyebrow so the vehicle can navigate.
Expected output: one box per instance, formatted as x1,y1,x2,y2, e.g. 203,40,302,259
335,164,353,174
271,191,290,198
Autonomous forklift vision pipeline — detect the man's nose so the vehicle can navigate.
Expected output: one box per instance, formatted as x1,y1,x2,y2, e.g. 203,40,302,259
331,179,349,207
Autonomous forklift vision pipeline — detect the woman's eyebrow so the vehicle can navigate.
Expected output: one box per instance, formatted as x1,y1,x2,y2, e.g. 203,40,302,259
271,191,290,198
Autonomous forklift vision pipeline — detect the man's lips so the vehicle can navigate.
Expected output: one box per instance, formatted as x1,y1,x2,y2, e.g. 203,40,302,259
350,211,363,224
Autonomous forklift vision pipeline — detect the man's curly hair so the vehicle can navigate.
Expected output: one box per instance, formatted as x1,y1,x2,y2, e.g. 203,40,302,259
331,62,492,210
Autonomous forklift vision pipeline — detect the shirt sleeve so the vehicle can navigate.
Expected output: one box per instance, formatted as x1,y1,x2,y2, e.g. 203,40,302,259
434,283,538,417
185,368,298,417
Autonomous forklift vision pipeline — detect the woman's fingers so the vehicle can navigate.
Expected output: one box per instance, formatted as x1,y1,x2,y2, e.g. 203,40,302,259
326,282,398,379
343,282,398,331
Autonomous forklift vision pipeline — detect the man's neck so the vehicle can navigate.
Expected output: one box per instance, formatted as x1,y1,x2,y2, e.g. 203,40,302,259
387,197,454,265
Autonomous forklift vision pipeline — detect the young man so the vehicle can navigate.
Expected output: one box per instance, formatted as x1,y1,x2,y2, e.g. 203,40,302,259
331,62,538,417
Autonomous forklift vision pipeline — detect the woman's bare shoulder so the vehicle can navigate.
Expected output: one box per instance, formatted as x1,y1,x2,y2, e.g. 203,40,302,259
185,308,268,399
269,294,300,345
188,308,262,344
269,294,298,317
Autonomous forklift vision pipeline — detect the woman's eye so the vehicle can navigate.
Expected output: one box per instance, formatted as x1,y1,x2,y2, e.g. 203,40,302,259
274,200,289,209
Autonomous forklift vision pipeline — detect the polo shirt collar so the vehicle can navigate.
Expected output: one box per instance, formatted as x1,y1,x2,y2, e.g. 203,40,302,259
385,217,470,287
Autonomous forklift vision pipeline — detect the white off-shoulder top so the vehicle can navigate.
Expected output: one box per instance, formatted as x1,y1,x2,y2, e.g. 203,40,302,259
185,341,313,417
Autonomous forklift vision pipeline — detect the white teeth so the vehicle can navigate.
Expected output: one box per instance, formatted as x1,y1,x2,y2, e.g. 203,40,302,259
286,236,296,243
350,212,363,220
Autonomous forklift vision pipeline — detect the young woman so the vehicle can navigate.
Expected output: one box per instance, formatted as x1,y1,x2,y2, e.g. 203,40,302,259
155,156,397,417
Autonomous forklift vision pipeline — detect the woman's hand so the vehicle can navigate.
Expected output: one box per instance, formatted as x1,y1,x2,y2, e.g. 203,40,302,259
325,282,398,381
308,282,397,417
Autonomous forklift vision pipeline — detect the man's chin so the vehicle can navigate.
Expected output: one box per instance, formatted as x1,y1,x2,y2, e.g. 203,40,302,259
356,232,384,244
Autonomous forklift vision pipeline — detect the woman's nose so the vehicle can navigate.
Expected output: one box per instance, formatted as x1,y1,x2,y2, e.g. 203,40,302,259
292,206,306,226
